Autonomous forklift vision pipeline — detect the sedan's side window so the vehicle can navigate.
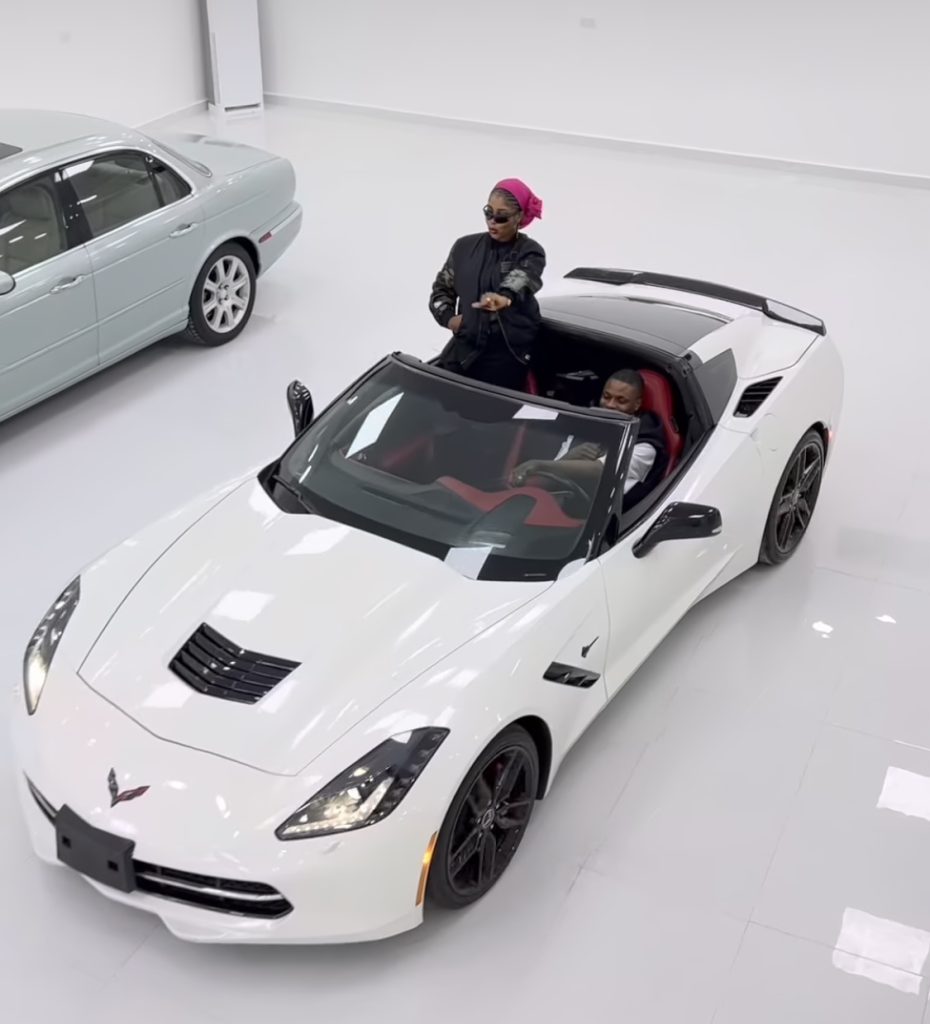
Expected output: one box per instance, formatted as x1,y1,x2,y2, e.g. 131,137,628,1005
149,158,191,205
64,152,162,237
0,173,69,277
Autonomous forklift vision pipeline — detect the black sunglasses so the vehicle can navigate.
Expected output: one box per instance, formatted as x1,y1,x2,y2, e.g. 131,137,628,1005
483,205,517,225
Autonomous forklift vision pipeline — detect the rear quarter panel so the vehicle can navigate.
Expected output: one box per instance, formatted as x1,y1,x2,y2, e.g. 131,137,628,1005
707,335,843,581
722,335,843,485
197,158,296,275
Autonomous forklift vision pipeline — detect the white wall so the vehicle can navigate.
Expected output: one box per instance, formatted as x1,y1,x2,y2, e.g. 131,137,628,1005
1,0,206,126
258,0,930,178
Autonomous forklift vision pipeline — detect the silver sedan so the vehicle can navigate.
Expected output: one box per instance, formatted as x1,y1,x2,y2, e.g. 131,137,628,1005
0,110,302,423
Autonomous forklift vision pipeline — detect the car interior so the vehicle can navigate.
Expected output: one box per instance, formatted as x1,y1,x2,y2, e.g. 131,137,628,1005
317,321,702,549
64,154,161,236
528,322,692,480
0,181,65,276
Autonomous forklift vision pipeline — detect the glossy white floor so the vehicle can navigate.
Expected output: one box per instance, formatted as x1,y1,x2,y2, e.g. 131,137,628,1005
3,103,930,1024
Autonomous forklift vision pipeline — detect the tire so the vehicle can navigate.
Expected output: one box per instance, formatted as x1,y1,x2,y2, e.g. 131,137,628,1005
427,725,539,910
759,429,825,565
185,242,256,347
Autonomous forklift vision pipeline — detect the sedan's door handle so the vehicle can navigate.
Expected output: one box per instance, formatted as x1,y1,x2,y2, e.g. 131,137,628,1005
50,275,86,294
169,223,197,238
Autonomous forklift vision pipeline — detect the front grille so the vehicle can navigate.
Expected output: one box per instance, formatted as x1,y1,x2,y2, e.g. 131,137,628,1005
735,377,781,417
134,861,293,918
169,622,300,704
26,778,293,920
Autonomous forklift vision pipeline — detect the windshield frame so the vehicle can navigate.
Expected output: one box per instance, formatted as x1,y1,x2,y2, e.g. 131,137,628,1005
263,355,636,581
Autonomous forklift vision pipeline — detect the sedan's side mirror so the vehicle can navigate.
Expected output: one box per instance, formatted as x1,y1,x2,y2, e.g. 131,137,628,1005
286,379,314,436
0,271,14,296
632,502,722,558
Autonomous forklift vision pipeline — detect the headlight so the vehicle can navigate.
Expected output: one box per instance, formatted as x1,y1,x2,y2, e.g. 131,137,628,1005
276,727,448,839
23,577,81,715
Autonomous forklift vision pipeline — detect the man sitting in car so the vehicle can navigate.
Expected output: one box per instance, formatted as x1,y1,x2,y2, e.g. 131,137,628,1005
510,369,668,506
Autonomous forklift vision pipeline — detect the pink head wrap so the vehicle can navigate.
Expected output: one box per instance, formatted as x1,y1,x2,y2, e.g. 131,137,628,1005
493,178,543,229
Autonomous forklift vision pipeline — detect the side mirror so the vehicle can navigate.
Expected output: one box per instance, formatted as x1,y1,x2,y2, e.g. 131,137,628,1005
632,502,722,558
0,271,14,296
286,379,314,436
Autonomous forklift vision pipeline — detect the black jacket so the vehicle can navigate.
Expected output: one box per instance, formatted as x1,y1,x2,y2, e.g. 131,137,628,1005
430,232,546,373
624,411,669,508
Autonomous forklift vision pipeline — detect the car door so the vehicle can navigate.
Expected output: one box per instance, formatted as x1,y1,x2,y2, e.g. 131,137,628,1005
62,150,203,365
596,430,763,699
0,170,97,421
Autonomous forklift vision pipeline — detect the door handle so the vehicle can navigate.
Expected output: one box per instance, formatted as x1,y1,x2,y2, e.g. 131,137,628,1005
169,223,197,238
50,275,86,294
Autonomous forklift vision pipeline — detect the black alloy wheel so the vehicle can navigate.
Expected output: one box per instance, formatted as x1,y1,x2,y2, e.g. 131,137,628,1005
428,726,539,909
760,429,825,565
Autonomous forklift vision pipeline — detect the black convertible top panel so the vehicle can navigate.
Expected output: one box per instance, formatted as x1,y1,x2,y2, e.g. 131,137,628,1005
540,294,726,354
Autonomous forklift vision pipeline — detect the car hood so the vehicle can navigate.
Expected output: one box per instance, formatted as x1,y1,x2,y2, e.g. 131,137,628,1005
153,131,278,176
78,482,548,776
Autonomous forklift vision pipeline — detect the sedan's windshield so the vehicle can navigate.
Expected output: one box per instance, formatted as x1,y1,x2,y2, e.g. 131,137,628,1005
269,360,630,581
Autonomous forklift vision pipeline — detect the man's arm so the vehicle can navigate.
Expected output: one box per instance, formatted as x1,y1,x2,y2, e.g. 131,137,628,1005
512,441,656,492
511,457,604,488
623,443,657,494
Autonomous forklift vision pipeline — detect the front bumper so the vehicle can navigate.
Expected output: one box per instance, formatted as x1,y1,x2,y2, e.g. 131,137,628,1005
11,668,432,944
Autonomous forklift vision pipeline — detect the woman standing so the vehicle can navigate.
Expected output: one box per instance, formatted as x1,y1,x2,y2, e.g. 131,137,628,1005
429,178,545,391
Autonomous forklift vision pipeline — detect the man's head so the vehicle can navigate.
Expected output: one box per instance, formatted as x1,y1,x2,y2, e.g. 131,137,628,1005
600,369,644,415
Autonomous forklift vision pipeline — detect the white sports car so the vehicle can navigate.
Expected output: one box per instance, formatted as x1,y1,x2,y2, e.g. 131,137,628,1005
12,270,843,944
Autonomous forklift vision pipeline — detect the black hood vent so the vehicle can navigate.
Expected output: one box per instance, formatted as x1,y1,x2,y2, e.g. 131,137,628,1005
170,623,300,705
735,377,781,417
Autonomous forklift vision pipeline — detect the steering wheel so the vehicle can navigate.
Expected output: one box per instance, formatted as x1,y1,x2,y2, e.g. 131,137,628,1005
523,469,592,514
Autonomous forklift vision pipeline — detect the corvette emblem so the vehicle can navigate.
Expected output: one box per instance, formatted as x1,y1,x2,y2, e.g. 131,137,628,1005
107,768,149,808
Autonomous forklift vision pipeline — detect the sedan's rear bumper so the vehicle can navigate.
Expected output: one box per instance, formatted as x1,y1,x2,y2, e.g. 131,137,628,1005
253,201,302,276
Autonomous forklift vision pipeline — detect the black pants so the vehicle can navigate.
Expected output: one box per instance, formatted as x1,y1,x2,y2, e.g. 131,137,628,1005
464,351,530,391
439,322,534,392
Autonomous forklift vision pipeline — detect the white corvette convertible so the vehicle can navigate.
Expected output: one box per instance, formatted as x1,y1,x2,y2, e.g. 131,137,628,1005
12,270,843,943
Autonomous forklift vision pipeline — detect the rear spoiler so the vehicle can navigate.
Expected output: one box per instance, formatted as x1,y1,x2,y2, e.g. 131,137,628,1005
564,267,827,336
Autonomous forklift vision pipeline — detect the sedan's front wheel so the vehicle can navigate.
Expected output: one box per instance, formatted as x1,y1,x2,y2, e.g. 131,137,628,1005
428,725,539,910
185,242,256,347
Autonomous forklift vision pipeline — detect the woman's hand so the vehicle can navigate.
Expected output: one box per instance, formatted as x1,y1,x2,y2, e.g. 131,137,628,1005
473,292,513,312
448,314,464,334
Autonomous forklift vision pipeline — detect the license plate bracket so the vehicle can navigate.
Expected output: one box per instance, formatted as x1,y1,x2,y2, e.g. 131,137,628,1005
55,805,137,893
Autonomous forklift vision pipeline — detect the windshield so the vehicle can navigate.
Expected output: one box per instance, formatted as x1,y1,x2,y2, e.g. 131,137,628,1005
269,360,630,581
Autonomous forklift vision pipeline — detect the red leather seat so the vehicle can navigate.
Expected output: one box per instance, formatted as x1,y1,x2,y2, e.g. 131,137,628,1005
638,369,683,474
437,477,583,529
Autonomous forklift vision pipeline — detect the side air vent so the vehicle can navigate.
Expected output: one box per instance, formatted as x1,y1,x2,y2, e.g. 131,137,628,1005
170,623,300,705
544,662,601,689
735,377,781,417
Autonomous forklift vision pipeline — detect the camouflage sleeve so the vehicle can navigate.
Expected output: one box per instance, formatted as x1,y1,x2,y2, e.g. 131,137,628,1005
500,241,546,300
429,248,458,328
